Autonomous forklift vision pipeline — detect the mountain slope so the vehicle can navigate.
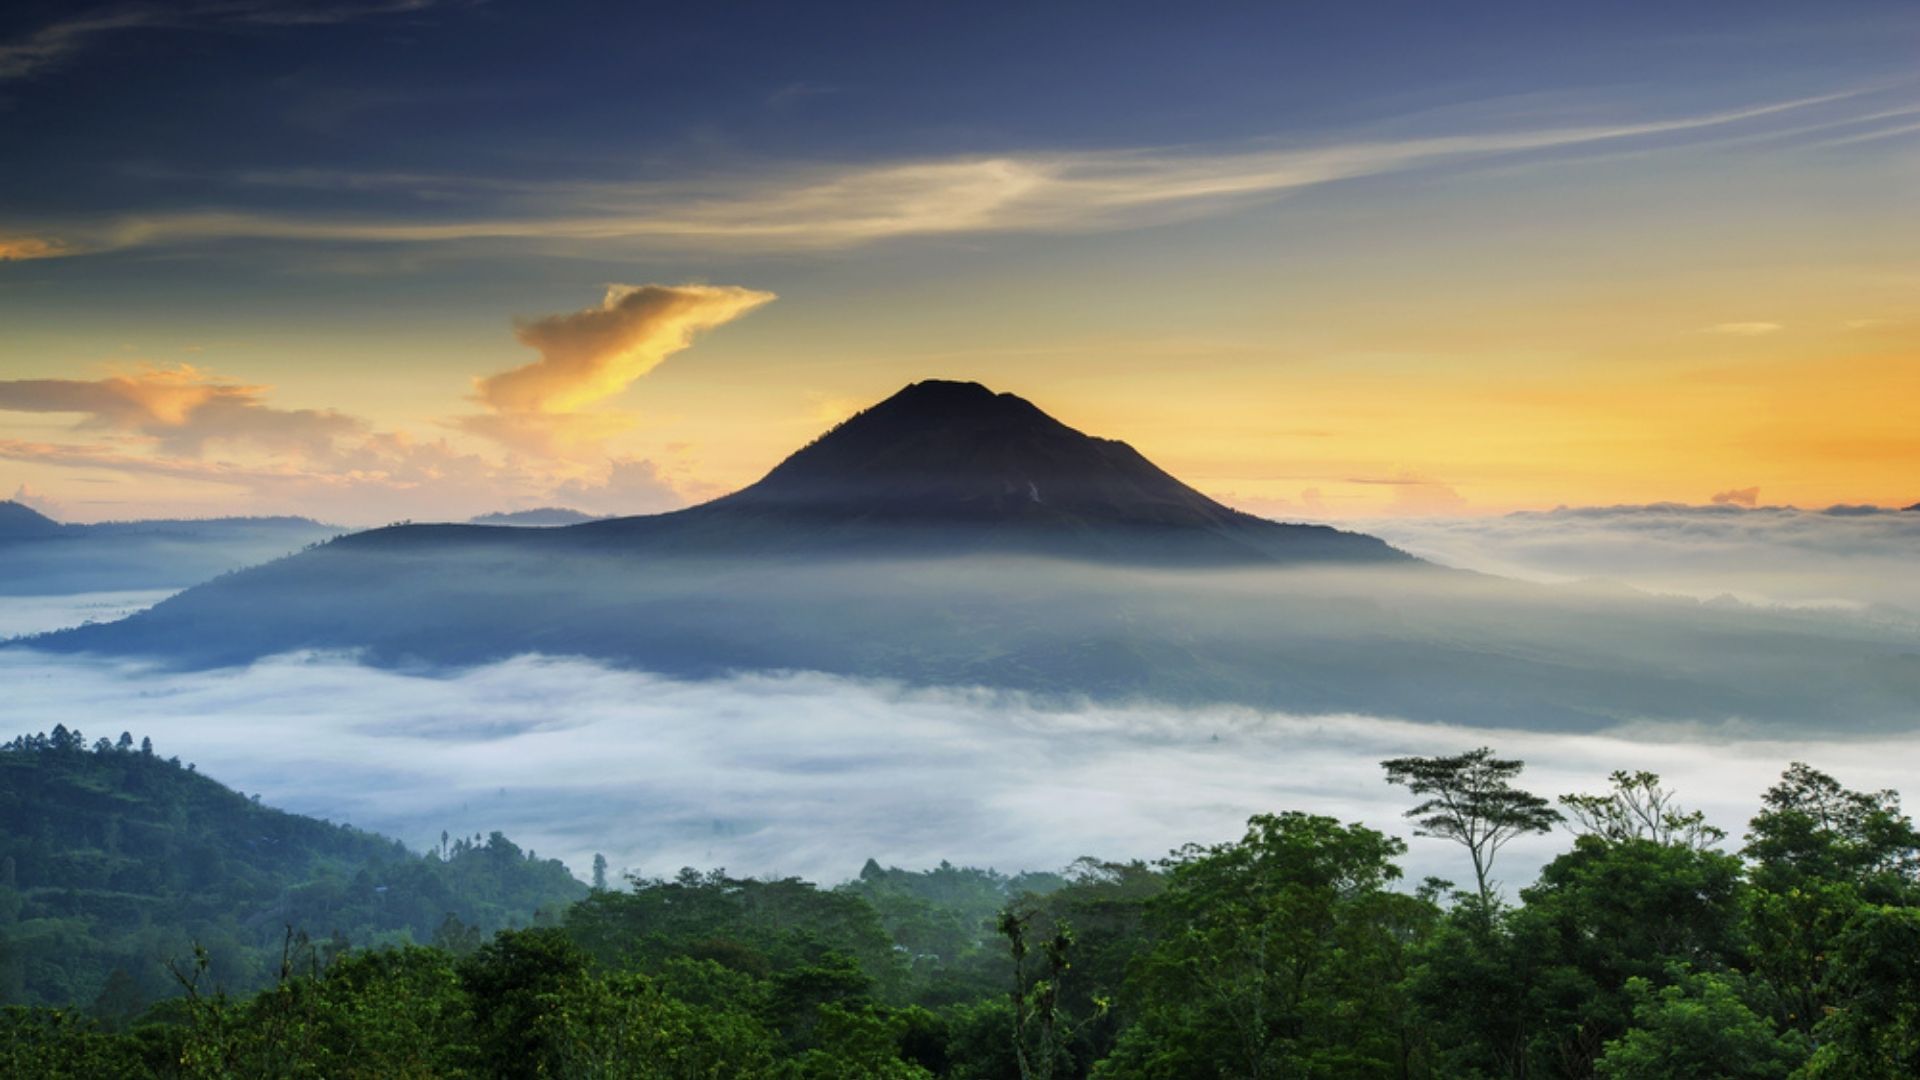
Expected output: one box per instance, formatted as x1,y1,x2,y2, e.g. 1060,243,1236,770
0,730,585,1008
0,501,64,540
720,380,1274,526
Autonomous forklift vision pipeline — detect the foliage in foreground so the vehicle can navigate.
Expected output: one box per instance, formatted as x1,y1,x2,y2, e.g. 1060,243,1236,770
6,745,1920,1078
0,728,586,1011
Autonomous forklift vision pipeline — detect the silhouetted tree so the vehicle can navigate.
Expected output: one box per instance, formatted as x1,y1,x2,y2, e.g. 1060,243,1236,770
1383,747,1560,905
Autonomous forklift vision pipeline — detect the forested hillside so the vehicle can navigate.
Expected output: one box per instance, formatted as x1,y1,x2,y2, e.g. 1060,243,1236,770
0,730,585,1012
6,748,1920,1077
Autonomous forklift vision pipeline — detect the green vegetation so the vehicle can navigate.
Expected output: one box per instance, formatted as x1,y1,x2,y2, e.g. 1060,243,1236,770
0,728,585,1013
6,741,1920,1078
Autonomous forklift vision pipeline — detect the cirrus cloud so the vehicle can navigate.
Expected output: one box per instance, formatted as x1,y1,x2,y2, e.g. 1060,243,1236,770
0,90,1895,261
0,1,458,83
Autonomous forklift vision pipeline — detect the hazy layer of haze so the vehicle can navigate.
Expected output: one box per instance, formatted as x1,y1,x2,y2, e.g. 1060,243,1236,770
6,505,1917,889
0,589,177,639
3,648,1913,891
1367,504,1920,616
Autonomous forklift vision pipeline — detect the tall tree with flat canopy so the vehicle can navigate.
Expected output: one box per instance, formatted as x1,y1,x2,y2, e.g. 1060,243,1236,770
1382,747,1560,906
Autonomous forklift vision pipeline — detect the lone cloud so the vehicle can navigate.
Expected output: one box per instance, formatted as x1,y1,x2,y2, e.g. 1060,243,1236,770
459,284,775,457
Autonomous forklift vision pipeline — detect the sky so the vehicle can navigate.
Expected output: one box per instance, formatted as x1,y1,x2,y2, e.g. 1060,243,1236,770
1,0,1917,524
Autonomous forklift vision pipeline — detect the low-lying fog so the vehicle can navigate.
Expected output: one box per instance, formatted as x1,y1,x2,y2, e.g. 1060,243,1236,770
3,648,1914,892
0,590,178,639
1368,503,1920,615
6,503,1916,890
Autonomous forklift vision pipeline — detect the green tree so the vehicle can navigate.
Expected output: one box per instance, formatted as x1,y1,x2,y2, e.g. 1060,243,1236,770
1745,763,1919,899
1099,813,1428,1079
1595,967,1805,1079
999,904,1090,1080
1560,771,1725,851
1801,905,1920,1078
1383,748,1561,906
1513,834,1747,1075
459,927,593,1075
1742,764,1920,1036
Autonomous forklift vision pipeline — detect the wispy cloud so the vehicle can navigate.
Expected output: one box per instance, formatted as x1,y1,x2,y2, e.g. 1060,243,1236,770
1344,472,1468,514
0,366,363,457
0,90,1890,260
0,1,452,82
1702,322,1784,336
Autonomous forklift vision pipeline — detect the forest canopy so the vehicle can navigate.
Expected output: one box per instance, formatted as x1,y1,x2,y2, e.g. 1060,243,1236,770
5,736,1920,1078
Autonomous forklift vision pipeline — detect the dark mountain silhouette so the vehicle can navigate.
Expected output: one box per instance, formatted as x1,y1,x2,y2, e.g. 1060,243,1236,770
0,500,63,539
722,380,1277,526
558,380,1406,563
23,382,1920,731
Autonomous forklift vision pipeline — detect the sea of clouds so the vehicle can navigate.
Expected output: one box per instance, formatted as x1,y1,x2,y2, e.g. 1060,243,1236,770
4,648,1913,892
5,502,1916,892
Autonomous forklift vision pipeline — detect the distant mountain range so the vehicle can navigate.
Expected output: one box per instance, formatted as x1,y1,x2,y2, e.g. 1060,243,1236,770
23,381,1920,731
469,507,605,526
0,503,343,596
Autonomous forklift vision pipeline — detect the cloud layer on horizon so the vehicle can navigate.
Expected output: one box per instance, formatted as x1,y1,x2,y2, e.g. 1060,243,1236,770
0,367,364,458
1,647,1913,889
1366,502,1920,615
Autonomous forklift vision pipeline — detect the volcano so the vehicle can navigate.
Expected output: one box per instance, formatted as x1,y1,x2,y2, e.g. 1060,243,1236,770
721,379,1287,527
26,381,1919,733
560,380,1407,563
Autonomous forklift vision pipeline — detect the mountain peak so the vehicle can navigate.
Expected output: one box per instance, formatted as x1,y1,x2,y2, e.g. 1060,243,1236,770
712,380,1246,530
0,500,63,539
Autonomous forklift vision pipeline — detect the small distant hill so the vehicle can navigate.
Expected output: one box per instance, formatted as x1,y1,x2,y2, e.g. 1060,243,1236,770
469,507,603,526
0,501,64,540
0,505,344,596
0,730,585,1010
